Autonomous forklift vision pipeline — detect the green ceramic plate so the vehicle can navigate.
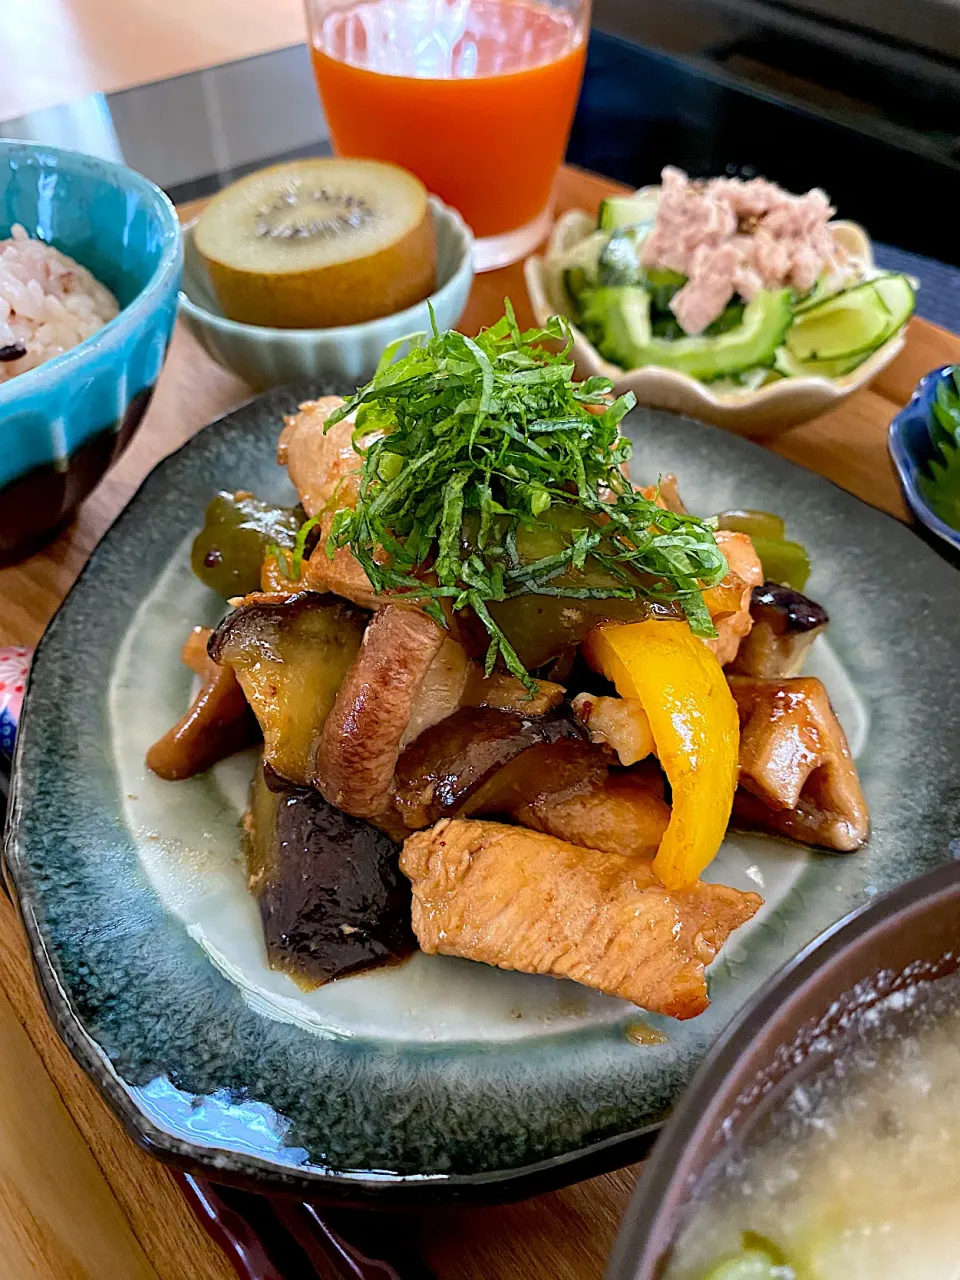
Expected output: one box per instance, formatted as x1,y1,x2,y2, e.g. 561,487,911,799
7,386,960,1202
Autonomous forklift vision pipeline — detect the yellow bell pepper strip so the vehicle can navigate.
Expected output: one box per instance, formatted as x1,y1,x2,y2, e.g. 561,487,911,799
581,619,740,889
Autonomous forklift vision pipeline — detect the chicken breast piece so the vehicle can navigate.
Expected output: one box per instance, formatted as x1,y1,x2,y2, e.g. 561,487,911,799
278,397,366,517
280,397,389,609
571,692,654,766
637,473,687,514
730,674,868,851
703,529,764,667
301,532,385,610
401,819,761,1019
515,766,670,860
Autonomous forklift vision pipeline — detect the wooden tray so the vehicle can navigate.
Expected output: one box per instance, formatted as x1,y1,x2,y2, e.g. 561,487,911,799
0,166,957,1280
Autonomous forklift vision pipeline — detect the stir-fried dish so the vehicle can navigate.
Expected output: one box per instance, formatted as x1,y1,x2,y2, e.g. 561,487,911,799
148,308,869,1020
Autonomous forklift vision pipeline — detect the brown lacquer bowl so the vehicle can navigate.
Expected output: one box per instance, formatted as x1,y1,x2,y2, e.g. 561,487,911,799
607,860,960,1279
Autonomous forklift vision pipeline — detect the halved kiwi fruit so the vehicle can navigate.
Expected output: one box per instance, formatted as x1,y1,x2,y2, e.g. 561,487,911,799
194,159,436,329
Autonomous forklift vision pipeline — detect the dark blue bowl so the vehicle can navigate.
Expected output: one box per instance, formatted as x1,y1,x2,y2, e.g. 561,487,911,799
888,365,960,556
0,141,182,562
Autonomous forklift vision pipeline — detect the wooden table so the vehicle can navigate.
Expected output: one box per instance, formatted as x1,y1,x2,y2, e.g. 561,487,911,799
0,166,957,1280
2,0,307,121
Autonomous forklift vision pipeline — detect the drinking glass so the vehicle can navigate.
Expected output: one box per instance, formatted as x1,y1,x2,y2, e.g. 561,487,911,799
305,0,590,270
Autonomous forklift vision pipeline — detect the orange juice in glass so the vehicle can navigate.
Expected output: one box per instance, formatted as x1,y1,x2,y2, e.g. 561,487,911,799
305,0,590,269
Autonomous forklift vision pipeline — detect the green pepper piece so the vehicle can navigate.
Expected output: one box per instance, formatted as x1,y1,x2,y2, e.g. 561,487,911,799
750,537,811,592
456,506,677,670
715,510,809,589
716,509,786,541
191,491,301,598
487,591,669,671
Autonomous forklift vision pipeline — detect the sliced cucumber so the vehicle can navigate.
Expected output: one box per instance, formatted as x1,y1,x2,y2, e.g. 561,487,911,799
786,281,888,361
597,194,656,231
593,288,792,379
556,229,609,281
644,266,685,288
597,232,641,286
652,313,685,340
871,272,915,333
563,266,590,320
710,365,780,392
774,346,870,380
580,285,652,368
794,277,832,314
643,266,686,312
793,270,849,314
786,273,914,363
705,299,746,337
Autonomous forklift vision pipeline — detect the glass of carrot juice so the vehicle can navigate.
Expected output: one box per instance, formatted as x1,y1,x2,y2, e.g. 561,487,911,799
305,0,590,270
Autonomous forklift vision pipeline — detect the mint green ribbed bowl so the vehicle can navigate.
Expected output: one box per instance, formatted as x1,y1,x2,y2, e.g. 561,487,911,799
179,196,473,391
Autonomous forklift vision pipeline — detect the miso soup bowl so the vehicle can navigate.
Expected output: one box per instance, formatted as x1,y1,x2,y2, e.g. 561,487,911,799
607,860,960,1279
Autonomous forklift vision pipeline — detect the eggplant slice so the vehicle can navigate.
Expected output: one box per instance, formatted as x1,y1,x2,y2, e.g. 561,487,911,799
210,591,368,788
246,763,415,988
147,627,259,780
391,705,586,830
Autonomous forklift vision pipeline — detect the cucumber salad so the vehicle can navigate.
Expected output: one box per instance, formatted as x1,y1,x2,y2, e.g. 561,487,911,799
547,168,916,389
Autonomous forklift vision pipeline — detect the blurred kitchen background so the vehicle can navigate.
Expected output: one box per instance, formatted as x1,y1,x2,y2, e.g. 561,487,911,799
3,0,959,265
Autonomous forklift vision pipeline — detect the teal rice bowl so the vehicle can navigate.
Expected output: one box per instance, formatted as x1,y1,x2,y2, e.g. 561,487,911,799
0,141,182,561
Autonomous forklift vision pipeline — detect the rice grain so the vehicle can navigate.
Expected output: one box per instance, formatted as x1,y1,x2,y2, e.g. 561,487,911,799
0,224,119,384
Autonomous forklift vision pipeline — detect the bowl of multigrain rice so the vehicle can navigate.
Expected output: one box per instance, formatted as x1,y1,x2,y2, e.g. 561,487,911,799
0,141,182,561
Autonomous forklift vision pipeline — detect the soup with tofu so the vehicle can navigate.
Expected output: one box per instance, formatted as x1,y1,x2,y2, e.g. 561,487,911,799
664,967,960,1279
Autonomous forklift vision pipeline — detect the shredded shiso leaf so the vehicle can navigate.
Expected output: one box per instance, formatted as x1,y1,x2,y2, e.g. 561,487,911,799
309,303,727,684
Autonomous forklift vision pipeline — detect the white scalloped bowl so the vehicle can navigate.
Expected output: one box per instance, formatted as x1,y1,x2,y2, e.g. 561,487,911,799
524,209,908,439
